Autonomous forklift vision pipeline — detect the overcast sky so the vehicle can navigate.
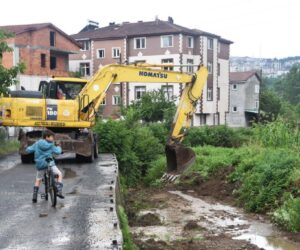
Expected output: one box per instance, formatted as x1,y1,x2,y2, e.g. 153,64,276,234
1,0,299,58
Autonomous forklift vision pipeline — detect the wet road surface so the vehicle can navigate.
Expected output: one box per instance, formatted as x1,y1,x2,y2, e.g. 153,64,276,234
0,153,122,250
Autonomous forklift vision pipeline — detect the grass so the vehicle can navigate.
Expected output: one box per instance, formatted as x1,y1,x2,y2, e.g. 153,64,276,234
117,205,139,250
0,139,19,156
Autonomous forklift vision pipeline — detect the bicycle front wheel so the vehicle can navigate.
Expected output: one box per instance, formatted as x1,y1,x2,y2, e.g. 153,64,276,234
49,171,57,207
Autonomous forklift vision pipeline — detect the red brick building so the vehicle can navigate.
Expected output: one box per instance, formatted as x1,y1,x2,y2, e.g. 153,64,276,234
0,23,80,90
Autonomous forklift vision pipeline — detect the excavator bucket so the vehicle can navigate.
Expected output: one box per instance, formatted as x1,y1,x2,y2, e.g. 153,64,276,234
165,143,196,174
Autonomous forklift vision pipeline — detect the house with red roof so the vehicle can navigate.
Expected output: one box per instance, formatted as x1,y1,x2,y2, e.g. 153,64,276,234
0,23,80,90
227,71,261,127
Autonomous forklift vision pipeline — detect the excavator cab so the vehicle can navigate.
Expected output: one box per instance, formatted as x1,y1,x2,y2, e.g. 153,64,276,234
38,78,87,100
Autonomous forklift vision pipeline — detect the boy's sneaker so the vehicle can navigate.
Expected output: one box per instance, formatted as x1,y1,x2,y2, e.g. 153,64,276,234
56,182,65,199
32,186,39,203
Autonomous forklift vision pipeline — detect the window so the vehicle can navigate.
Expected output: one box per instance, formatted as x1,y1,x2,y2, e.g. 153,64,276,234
200,114,206,125
41,54,46,68
162,58,174,71
50,31,56,46
232,106,238,112
81,41,90,51
134,37,146,49
97,49,105,59
80,63,90,76
50,56,56,70
100,98,106,105
135,86,146,99
218,42,221,53
208,62,213,74
187,59,194,73
217,87,220,101
112,47,120,58
255,85,260,94
112,95,121,105
255,100,259,109
162,85,174,100
187,36,194,48
217,63,220,76
232,84,238,90
207,87,213,101
161,35,173,48
208,38,213,49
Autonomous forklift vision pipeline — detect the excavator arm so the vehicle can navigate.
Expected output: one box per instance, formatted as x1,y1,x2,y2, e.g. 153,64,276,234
78,64,208,172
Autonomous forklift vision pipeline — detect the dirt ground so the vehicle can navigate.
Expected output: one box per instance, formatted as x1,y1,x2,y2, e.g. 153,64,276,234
125,170,300,250
125,187,260,250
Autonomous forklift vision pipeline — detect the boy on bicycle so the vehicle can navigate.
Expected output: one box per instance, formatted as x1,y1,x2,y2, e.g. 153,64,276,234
26,130,64,203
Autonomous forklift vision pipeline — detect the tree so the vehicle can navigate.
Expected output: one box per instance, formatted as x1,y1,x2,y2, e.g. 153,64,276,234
0,30,25,94
274,65,300,105
125,89,176,125
259,89,282,122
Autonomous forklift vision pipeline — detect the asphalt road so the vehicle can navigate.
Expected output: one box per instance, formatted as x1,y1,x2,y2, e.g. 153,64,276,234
0,153,122,250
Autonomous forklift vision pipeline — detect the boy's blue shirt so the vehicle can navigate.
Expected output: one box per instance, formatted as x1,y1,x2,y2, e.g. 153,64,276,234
26,139,62,170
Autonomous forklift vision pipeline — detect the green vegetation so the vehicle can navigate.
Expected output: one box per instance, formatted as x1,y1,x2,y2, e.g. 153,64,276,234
0,29,25,94
183,125,252,148
0,129,19,156
117,206,139,250
0,140,19,156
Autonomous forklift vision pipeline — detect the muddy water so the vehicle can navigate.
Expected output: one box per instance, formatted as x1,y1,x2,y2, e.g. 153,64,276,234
132,190,300,250
170,191,300,250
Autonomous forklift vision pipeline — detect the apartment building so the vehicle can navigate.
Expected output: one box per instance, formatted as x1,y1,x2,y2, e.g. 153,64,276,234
70,18,233,124
227,71,261,127
0,23,80,90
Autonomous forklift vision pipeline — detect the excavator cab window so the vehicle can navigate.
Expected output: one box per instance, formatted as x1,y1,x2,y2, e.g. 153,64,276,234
49,81,58,99
38,81,49,98
56,82,85,100
38,80,57,99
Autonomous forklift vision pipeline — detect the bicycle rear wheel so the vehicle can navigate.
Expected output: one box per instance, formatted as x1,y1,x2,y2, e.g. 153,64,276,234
49,171,57,207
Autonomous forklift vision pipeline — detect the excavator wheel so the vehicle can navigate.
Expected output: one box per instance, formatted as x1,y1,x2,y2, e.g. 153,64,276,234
165,143,196,174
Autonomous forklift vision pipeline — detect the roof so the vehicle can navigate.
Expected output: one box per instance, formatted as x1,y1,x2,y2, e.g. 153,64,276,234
0,23,80,48
230,71,261,83
72,19,232,43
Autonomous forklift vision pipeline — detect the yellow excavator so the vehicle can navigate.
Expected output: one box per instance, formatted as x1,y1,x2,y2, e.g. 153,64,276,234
0,64,208,173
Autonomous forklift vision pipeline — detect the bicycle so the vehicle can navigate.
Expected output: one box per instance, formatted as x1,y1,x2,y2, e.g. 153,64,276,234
41,157,58,207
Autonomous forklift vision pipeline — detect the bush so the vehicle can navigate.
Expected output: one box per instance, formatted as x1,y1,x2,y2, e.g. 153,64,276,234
131,126,163,175
94,119,163,186
147,123,169,144
187,146,237,178
183,126,250,148
253,119,300,148
273,197,300,232
94,119,140,185
144,156,166,186
232,148,299,213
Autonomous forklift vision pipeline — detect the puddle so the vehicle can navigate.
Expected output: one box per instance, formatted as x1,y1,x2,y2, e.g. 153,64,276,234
0,153,20,173
63,168,77,179
235,234,300,250
132,190,300,250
